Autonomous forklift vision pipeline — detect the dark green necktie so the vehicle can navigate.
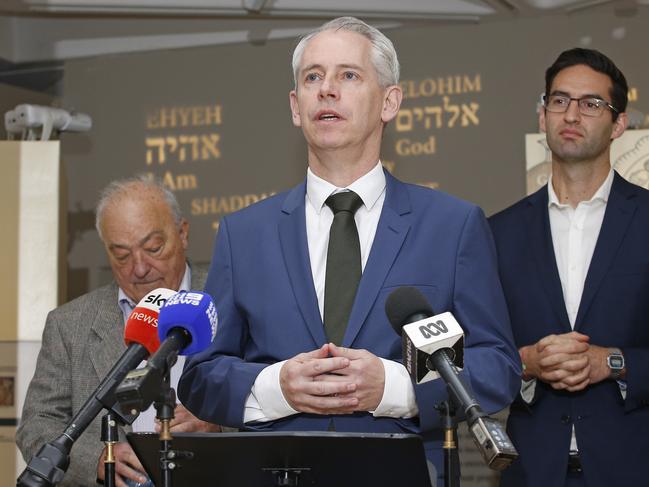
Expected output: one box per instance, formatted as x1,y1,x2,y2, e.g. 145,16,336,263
323,191,364,345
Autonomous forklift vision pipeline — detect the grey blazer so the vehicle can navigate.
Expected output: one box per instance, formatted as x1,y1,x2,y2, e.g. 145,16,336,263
16,263,208,486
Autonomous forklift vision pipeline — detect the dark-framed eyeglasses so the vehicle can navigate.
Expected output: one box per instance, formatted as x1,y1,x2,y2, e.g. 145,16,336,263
543,94,619,117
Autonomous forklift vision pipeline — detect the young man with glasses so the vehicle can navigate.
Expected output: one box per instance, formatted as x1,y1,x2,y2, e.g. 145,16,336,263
490,48,649,487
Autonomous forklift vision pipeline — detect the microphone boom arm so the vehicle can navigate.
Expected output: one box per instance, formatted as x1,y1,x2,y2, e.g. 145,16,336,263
428,348,518,471
17,345,147,487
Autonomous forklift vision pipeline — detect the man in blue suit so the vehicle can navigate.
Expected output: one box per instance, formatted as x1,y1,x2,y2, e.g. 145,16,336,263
490,48,649,487
179,16,520,479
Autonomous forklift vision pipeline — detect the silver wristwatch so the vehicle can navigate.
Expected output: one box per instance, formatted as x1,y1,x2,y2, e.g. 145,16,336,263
607,348,625,380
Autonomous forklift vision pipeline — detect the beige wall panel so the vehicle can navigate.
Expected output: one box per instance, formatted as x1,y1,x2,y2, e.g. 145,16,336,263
16,141,61,342
0,141,61,341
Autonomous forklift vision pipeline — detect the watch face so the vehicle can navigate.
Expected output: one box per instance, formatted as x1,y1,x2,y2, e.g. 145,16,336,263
608,355,624,370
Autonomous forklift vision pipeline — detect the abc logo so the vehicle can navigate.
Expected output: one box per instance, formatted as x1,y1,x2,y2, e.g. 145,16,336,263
418,320,449,339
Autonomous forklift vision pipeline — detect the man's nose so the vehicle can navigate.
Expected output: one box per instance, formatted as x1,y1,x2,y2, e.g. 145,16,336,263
318,76,340,100
132,252,151,278
564,98,582,123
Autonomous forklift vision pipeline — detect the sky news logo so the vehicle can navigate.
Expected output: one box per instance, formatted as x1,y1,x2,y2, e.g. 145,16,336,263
144,293,167,308
139,288,177,312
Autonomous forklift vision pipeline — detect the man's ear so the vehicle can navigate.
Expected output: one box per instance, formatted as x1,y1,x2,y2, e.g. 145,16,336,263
179,219,189,250
381,85,403,123
289,90,302,127
539,108,547,134
611,112,628,140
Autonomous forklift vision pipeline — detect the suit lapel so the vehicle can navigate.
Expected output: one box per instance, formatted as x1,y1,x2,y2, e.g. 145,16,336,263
575,173,637,328
344,171,411,346
278,182,327,345
88,284,126,382
527,188,572,330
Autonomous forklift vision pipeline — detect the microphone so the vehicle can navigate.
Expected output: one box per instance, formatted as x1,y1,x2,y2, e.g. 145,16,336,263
385,287,517,471
116,291,217,415
123,289,173,354
17,288,176,487
385,288,464,384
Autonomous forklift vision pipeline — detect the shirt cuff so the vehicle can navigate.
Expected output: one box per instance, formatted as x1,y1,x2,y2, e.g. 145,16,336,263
372,358,418,418
243,360,298,423
520,378,537,404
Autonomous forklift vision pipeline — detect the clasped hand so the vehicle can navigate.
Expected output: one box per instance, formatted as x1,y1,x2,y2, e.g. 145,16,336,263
521,331,613,391
279,343,385,415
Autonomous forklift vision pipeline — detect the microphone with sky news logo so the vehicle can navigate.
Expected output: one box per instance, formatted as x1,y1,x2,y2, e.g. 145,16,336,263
17,288,176,487
385,286,518,471
123,288,176,357
116,291,217,415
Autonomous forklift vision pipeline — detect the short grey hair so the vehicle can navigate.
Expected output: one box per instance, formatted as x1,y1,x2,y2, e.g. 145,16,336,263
95,174,182,241
291,16,400,89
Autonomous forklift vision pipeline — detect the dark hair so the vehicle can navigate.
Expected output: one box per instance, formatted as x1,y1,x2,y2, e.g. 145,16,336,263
545,48,628,120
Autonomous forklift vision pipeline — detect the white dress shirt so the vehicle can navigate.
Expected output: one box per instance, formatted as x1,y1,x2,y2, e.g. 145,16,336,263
244,162,418,423
118,263,191,432
521,169,614,452
549,169,612,328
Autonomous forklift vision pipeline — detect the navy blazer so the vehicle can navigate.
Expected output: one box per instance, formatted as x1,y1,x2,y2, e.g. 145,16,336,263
490,172,649,487
180,170,520,474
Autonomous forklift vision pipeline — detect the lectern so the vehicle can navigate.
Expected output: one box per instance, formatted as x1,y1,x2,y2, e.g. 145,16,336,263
128,431,435,487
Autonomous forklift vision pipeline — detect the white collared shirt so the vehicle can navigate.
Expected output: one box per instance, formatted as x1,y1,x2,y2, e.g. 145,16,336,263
244,162,418,423
305,162,386,318
548,169,613,327
118,263,191,432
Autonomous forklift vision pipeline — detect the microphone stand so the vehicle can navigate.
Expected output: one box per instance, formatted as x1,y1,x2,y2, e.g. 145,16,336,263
115,347,195,486
101,412,119,487
155,374,176,487
436,399,459,487
152,367,194,487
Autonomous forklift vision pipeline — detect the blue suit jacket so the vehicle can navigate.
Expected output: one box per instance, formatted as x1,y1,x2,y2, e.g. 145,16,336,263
180,170,520,473
490,172,649,487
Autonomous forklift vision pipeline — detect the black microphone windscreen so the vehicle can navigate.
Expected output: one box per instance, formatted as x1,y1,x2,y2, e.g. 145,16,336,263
385,286,435,334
